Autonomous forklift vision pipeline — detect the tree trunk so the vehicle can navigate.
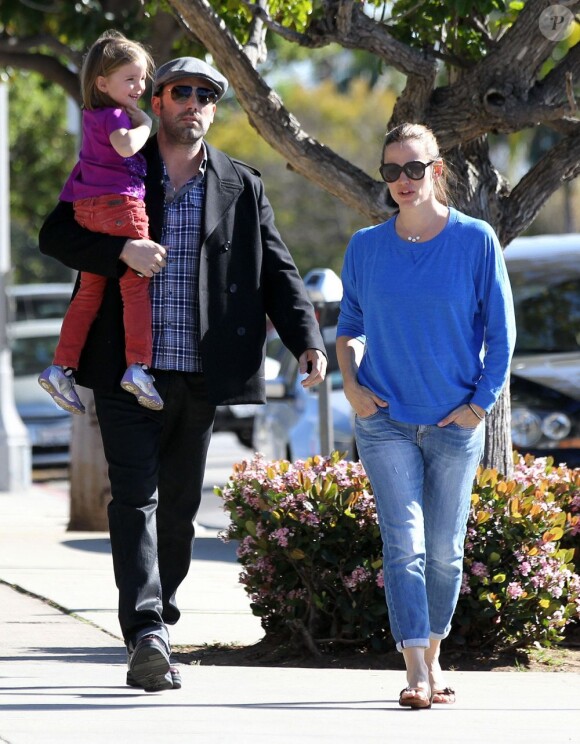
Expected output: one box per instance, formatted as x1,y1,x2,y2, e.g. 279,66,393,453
68,386,110,531
482,384,513,477
444,140,514,477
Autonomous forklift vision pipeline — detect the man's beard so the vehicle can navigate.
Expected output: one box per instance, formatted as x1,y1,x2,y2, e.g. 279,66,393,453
163,117,205,145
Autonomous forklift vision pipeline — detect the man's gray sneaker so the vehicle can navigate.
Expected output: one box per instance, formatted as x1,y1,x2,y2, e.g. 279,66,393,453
126,665,182,690
128,634,172,692
120,364,164,410
38,365,85,415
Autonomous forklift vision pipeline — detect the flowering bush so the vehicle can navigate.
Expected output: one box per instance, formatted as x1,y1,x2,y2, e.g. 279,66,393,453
456,454,580,648
216,451,580,652
217,452,390,651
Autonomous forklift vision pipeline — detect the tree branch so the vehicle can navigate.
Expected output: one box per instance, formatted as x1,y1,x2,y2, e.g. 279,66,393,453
243,0,269,67
315,1,438,80
502,127,580,243
425,0,579,146
0,50,80,101
483,0,573,79
241,0,437,80
0,33,82,69
391,73,435,125
535,41,580,107
165,0,390,223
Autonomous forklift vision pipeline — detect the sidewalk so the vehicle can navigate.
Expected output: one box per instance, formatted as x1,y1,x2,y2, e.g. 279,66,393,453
1,463,579,743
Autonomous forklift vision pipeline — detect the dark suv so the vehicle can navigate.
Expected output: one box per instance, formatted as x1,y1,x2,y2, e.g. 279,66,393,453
505,234,580,467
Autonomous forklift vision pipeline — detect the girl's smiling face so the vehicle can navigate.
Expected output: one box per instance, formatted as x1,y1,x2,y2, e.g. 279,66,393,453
96,57,148,109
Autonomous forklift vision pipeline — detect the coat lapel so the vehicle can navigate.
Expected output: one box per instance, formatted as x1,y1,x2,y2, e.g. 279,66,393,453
202,144,244,244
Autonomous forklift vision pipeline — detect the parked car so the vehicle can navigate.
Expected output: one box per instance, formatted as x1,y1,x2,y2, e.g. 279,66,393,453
506,234,580,465
8,318,72,469
254,235,580,467
252,325,356,460
6,282,73,322
213,354,282,448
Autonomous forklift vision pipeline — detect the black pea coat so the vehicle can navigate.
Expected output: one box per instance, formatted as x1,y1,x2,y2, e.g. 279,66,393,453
39,137,325,405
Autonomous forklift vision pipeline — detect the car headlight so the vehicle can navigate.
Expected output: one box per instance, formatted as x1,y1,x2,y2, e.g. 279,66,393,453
541,412,572,441
511,408,542,447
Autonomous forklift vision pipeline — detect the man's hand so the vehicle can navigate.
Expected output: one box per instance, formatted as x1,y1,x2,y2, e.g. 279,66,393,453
120,239,167,278
298,349,327,388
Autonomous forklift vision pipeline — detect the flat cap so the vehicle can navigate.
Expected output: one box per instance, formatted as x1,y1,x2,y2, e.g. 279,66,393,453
153,57,229,99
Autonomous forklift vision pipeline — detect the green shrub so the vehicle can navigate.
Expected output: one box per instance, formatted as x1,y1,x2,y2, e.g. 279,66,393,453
456,454,580,649
216,452,580,653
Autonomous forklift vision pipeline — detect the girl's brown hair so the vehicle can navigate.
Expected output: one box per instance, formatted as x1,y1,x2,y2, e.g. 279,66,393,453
382,123,449,207
80,30,155,110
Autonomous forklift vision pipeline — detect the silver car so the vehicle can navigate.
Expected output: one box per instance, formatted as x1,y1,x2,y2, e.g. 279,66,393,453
7,282,73,322
9,318,72,469
253,326,356,461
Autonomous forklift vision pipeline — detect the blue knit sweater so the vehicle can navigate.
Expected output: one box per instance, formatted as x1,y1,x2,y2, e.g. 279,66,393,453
336,208,516,424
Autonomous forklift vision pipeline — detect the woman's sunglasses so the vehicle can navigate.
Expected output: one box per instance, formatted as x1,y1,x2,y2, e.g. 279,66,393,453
167,85,218,106
379,160,436,183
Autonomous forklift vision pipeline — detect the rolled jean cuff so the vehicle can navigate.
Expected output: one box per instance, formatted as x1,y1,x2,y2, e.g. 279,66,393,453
429,630,449,641
396,638,430,653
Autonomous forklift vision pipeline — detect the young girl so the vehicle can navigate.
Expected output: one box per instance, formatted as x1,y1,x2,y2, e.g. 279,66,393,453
38,30,163,413
337,123,515,708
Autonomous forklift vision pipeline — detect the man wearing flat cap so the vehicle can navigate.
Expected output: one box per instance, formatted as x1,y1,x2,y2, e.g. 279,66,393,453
39,56,327,691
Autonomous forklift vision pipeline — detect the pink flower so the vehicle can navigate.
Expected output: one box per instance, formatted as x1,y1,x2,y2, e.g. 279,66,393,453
236,535,256,558
270,527,292,547
518,561,532,576
471,562,489,578
460,573,471,595
343,566,371,590
507,582,524,599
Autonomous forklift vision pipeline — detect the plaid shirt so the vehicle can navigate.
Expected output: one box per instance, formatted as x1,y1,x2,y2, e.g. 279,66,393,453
150,150,207,372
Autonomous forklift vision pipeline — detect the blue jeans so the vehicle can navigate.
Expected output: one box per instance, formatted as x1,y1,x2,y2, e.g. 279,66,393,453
355,408,485,652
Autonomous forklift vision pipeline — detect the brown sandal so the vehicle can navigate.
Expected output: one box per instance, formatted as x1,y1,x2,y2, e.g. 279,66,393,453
399,686,432,709
431,687,456,704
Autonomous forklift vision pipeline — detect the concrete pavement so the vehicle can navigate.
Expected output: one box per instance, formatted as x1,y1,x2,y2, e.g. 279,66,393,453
1,434,579,743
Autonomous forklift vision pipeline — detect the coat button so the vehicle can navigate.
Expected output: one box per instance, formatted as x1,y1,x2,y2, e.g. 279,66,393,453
229,283,238,293
223,241,231,252
237,327,246,336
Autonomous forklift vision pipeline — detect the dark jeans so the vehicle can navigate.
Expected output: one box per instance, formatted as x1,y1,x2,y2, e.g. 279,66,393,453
94,371,216,648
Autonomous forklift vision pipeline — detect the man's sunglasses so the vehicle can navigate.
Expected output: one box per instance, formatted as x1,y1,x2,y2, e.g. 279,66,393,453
167,85,218,106
379,160,436,183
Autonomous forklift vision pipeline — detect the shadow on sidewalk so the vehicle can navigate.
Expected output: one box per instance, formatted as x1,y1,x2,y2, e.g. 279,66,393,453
0,646,124,664
61,535,239,563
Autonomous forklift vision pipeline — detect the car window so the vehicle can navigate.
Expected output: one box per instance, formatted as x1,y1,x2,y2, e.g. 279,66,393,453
11,335,58,377
510,277,580,353
14,296,71,321
7,284,73,322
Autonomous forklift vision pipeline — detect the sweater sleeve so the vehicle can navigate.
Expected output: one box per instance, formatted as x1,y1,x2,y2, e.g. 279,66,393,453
470,230,516,411
336,233,366,342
